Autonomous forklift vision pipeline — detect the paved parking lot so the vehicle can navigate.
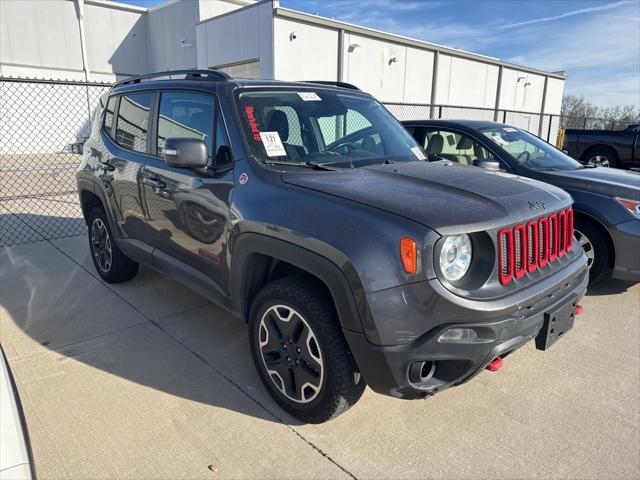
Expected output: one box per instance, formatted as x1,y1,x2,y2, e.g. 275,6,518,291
1,234,639,479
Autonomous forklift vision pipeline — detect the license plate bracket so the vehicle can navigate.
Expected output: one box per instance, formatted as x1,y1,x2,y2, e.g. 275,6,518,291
535,297,577,351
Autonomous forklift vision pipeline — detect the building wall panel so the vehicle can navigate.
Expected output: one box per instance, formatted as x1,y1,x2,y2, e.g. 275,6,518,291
343,33,406,102
436,55,498,108
273,18,338,81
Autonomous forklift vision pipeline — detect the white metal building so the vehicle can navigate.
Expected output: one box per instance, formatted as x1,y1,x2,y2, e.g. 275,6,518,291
0,0,566,134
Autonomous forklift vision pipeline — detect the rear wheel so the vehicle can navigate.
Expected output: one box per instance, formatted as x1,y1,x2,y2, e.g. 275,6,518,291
574,218,610,285
584,147,617,168
88,208,138,283
249,275,366,423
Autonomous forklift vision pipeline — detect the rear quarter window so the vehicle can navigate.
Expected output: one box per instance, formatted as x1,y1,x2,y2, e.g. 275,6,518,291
115,92,153,153
103,96,116,137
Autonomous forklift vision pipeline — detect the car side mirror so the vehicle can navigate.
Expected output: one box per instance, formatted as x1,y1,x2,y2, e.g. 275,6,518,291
473,159,501,171
163,138,208,169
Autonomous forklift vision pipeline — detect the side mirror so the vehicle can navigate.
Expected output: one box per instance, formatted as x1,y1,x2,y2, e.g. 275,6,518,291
473,159,501,171
163,138,208,169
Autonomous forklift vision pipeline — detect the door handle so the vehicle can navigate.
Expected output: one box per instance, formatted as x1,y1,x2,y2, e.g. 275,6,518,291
142,176,166,190
98,160,115,172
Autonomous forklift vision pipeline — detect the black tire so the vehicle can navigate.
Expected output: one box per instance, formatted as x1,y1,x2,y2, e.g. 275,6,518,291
582,147,617,168
574,218,611,285
249,275,366,423
87,207,139,283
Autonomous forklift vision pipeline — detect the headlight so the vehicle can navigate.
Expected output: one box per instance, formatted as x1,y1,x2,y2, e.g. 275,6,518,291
439,234,472,282
615,197,640,219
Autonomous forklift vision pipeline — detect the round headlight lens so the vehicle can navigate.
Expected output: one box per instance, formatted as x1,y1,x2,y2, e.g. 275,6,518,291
439,234,472,282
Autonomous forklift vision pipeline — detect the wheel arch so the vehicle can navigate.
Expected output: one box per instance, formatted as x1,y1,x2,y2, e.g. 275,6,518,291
580,144,619,165
229,233,368,334
573,210,615,268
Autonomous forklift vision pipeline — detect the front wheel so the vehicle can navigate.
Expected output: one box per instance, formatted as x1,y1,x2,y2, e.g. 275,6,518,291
574,218,611,285
249,276,366,423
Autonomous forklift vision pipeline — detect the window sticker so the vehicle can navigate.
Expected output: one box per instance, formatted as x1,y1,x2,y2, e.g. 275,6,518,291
244,105,261,141
411,146,427,160
259,131,287,157
297,92,322,101
503,127,518,132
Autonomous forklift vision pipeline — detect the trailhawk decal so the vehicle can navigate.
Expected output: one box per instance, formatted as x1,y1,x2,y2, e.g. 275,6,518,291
244,105,261,142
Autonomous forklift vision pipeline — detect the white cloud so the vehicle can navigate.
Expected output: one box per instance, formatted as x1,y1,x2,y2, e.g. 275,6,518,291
498,0,633,29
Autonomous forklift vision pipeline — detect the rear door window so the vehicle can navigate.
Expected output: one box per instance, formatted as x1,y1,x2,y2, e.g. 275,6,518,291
115,92,153,153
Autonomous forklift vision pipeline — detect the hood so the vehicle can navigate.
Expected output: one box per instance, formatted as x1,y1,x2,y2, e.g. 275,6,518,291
282,161,572,235
543,167,640,200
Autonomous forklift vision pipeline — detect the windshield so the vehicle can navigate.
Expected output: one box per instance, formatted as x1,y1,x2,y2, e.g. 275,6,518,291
237,89,425,168
480,126,582,171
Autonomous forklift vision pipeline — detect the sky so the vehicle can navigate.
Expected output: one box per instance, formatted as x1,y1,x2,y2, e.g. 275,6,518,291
127,0,640,107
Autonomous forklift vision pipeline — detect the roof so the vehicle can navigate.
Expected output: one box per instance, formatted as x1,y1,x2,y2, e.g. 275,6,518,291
112,72,371,95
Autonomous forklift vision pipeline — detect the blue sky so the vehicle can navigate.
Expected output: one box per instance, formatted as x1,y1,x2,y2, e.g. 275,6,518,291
127,0,640,107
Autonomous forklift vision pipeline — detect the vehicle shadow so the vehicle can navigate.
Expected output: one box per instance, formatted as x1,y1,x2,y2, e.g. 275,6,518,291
0,213,302,426
587,278,638,297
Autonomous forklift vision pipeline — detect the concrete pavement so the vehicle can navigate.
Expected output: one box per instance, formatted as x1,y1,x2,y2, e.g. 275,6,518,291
1,236,639,479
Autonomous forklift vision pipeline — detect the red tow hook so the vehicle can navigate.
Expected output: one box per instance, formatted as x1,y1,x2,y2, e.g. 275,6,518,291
485,356,503,372
576,304,584,315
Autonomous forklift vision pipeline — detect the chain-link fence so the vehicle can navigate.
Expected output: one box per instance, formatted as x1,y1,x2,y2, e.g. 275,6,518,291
560,115,637,131
0,77,111,247
382,102,561,143
1,77,629,248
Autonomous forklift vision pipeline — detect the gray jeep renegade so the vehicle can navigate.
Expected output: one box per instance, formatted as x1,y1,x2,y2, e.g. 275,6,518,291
77,70,589,423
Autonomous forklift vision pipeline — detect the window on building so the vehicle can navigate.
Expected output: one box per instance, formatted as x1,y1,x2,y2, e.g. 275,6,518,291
214,60,260,79
103,96,117,136
115,93,153,153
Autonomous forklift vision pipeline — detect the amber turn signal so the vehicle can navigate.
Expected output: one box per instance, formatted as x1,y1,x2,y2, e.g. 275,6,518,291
400,237,417,274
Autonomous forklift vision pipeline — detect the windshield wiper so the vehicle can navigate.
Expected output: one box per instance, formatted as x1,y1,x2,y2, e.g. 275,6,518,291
264,160,340,171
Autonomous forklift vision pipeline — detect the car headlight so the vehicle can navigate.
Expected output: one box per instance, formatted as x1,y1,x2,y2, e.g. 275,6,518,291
439,234,472,282
615,197,640,219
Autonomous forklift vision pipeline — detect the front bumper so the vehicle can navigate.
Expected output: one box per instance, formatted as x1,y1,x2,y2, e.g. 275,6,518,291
609,219,640,282
345,259,589,399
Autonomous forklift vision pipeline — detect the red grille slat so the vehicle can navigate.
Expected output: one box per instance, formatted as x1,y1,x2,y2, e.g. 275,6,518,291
565,209,574,252
497,208,573,285
548,213,558,263
497,228,514,285
514,224,526,279
557,210,566,257
526,221,538,272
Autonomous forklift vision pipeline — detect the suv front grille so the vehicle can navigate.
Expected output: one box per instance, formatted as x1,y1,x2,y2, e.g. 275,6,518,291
497,208,574,285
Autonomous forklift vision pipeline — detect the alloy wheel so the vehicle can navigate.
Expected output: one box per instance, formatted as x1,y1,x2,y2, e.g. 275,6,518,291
587,155,610,167
574,229,595,269
258,304,324,404
91,218,112,273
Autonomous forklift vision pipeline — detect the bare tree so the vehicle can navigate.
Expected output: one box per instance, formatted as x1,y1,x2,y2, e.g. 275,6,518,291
561,94,639,130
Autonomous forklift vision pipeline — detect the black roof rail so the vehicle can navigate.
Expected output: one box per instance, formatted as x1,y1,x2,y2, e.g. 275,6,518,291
114,69,231,88
298,80,361,91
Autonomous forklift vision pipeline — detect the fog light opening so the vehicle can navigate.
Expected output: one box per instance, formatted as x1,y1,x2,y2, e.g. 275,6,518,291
438,328,479,343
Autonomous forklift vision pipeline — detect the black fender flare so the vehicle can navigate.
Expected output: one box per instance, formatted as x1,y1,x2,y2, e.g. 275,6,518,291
77,178,120,239
229,233,368,334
